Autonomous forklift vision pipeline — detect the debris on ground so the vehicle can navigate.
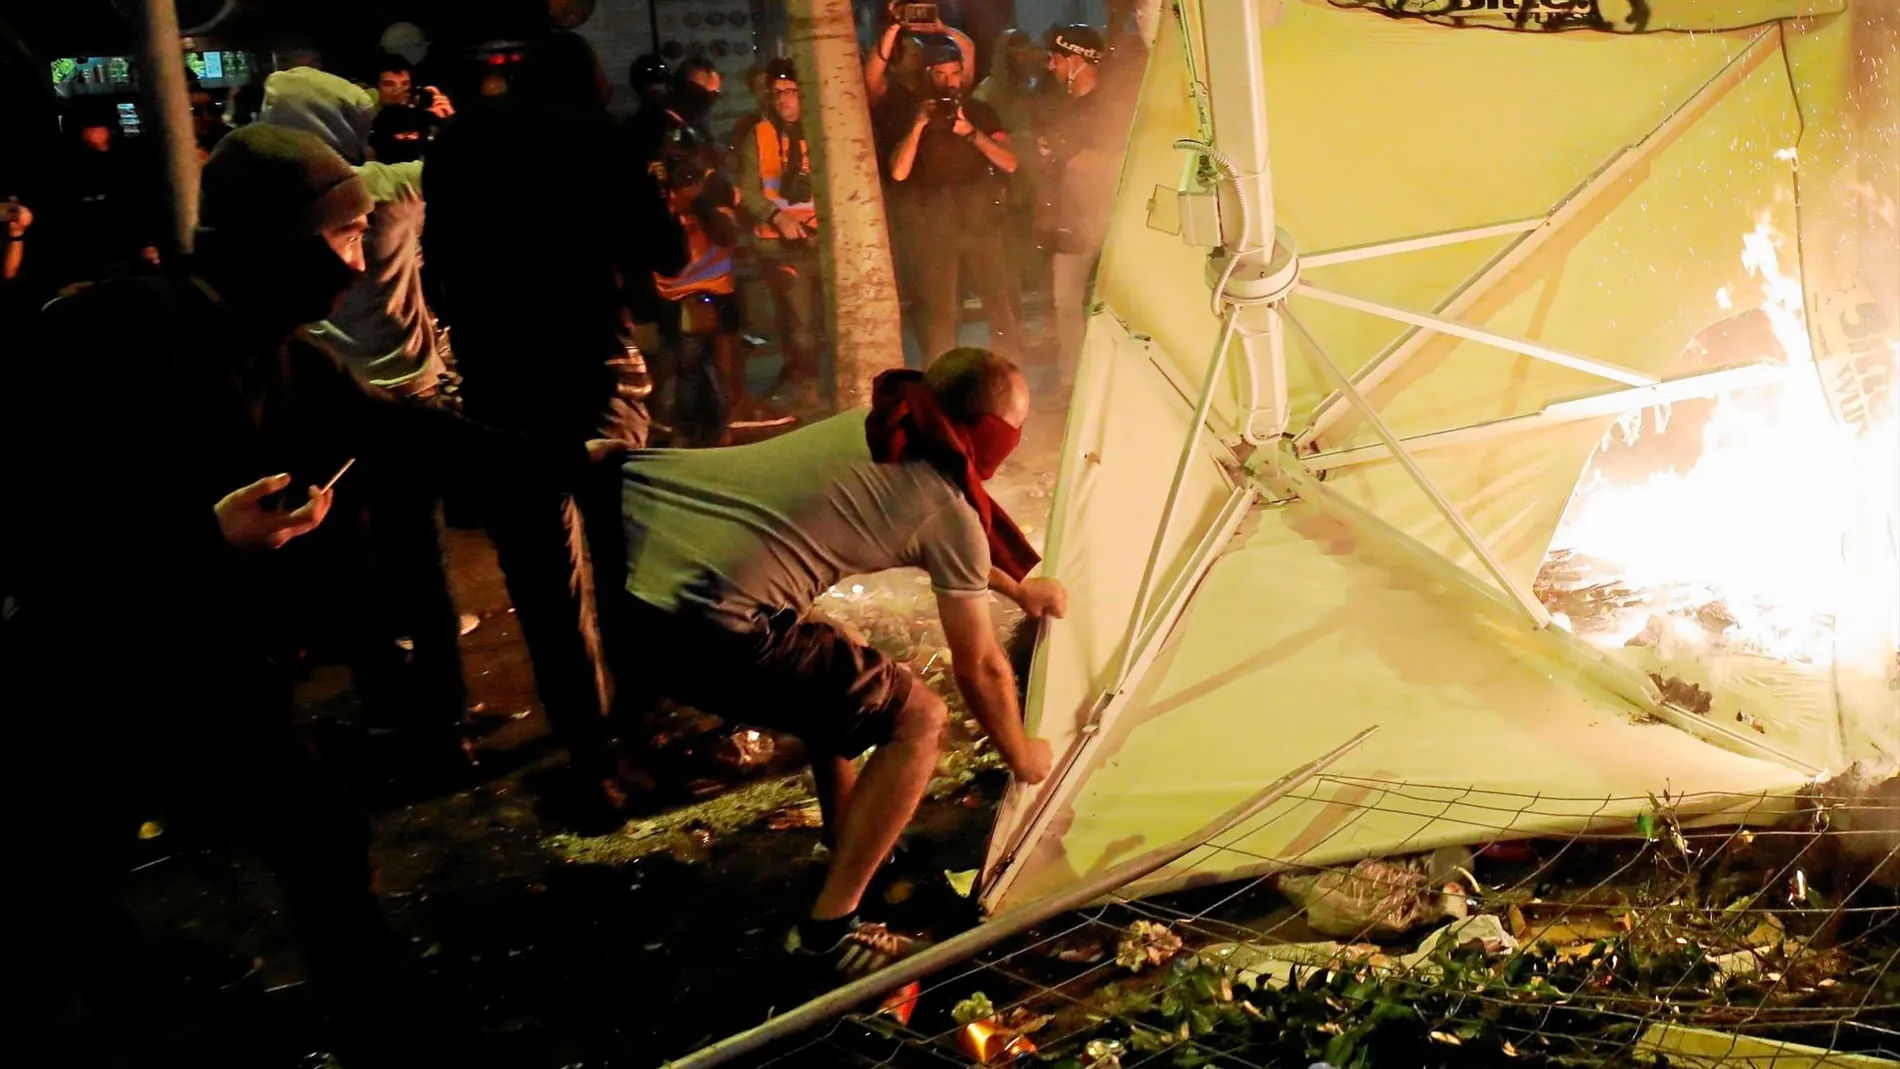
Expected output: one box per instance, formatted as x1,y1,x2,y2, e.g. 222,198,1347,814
952,991,998,1026
711,728,776,771
1803,758,1900,889
1649,672,1715,714
764,802,825,830
1116,919,1184,971
1277,857,1467,940
944,868,979,898
1048,934,1109,964
545,775,815,865
957,1018,1036,1063
877,981,922,1026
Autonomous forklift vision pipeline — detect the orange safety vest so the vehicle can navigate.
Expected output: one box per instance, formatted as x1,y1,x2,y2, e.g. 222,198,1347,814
752,120,818,239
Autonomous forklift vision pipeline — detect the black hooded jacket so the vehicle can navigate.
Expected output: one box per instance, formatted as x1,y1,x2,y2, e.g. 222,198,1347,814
424,36,684,433
1,270,585,696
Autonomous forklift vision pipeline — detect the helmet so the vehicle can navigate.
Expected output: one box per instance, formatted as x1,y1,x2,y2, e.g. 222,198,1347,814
1045,24,1106,64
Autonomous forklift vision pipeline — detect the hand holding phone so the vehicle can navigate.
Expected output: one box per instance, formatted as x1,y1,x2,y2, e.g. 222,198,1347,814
320,457,356,495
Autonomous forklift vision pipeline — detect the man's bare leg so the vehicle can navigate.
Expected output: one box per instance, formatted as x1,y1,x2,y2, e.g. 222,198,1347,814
810,685,946,921
809,750,859,851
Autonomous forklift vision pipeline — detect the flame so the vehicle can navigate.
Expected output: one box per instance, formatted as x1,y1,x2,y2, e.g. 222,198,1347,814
1544,217,1899,664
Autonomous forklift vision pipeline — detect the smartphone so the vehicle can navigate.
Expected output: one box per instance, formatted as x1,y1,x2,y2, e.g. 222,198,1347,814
260,457,352,512
900,3,939,26
320,457,356,495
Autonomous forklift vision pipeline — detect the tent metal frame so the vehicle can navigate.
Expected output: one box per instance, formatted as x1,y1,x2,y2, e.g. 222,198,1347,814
1294,25,1785,447
981,3,1811,912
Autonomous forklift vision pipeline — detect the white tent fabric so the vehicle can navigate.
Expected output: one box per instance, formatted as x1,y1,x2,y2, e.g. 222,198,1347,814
981,0,1897,911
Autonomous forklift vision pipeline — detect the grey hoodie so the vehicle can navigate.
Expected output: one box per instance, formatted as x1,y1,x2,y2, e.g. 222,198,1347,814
260,67,444,395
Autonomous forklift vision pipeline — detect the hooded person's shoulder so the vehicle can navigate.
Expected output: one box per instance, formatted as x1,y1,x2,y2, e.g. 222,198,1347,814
354,159,424,203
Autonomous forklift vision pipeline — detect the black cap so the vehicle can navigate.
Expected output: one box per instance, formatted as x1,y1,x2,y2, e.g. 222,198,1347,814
765,58,797,84
917,33,963,68
1045,24,1106,63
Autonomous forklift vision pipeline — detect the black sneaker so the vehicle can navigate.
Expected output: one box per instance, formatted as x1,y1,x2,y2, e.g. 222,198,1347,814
786,918,928,978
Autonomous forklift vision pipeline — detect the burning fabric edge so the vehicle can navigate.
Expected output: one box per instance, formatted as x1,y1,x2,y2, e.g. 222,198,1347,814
1536,218,1898,767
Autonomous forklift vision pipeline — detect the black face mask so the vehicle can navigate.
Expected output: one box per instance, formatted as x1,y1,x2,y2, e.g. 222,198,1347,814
262,235,362,328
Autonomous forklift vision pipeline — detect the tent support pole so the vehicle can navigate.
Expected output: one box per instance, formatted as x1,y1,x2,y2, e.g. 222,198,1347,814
668,728,1377,1069
1303,217,1545,269
1304,362,1791,472
1296,26,1784,448
983,483,1256,911
1125,307,1241,675
1262,445,1664,712
1282,307,1553,629
1294,282,1657,387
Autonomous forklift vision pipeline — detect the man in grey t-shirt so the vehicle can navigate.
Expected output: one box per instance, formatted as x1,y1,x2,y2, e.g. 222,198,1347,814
613,350,1065,972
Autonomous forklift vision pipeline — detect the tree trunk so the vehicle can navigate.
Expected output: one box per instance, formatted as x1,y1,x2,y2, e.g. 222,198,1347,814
137,0,199,257
784,0,904,410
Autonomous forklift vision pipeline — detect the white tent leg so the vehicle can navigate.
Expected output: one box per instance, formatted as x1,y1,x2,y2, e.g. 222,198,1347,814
1303,217,1545,269
1125,308,1241,669
982,484,1257,911
1282,307,1553,629
1295,282,1657,387
1305,363,1792,472
1296,27,1783,447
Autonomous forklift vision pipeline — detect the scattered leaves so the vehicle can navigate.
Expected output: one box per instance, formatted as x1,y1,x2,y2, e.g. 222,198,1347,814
1117,921,1184,972
952,991,998,1026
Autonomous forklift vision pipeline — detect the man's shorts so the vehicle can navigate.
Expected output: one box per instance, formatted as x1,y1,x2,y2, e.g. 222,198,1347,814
622,595,914,757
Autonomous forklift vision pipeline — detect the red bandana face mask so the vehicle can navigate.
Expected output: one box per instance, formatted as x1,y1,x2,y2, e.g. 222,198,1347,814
966,414,1022,480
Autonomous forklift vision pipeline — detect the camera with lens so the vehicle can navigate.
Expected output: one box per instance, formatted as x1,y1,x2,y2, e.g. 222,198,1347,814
780,170,813,205
928,95,961,126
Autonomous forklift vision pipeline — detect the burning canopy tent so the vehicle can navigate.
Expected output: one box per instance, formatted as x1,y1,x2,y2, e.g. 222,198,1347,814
982,0,1898,911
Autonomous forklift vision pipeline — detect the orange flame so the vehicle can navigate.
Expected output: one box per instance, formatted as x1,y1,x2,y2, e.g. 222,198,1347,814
1546,217,1899,664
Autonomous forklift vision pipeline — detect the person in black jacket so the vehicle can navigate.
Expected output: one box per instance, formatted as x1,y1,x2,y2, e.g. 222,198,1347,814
424,32,684,808
1,125,610,1064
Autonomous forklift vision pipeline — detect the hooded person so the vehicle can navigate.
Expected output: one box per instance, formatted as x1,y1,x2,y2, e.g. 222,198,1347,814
3,123,610,1062
425,31,686,811
609,347,1064,976
258,65,443,395
258,67,475,771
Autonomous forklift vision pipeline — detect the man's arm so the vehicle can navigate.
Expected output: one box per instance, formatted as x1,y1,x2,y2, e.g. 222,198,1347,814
989,568,1067,619
3,197,32,281
863,21,906,107
955,106,1016,173
965,125,1016,173
938,592,1054,783
888,106,930,182
293,342,597,489
734,123,775,224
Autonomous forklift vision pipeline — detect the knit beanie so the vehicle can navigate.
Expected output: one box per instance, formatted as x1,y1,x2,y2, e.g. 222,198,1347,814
257,67,377,165
198,125,372,249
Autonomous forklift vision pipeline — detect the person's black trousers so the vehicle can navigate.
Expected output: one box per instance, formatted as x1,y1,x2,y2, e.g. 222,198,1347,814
894,199,1022,365
455,334,648,783
314,443,468,744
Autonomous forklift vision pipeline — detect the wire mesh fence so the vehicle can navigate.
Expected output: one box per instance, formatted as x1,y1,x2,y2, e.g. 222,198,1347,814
740,774,1898,1068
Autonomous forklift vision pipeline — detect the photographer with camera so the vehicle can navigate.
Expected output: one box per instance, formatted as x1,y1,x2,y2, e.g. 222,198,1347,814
878,38,1021,363
369,53,453,164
